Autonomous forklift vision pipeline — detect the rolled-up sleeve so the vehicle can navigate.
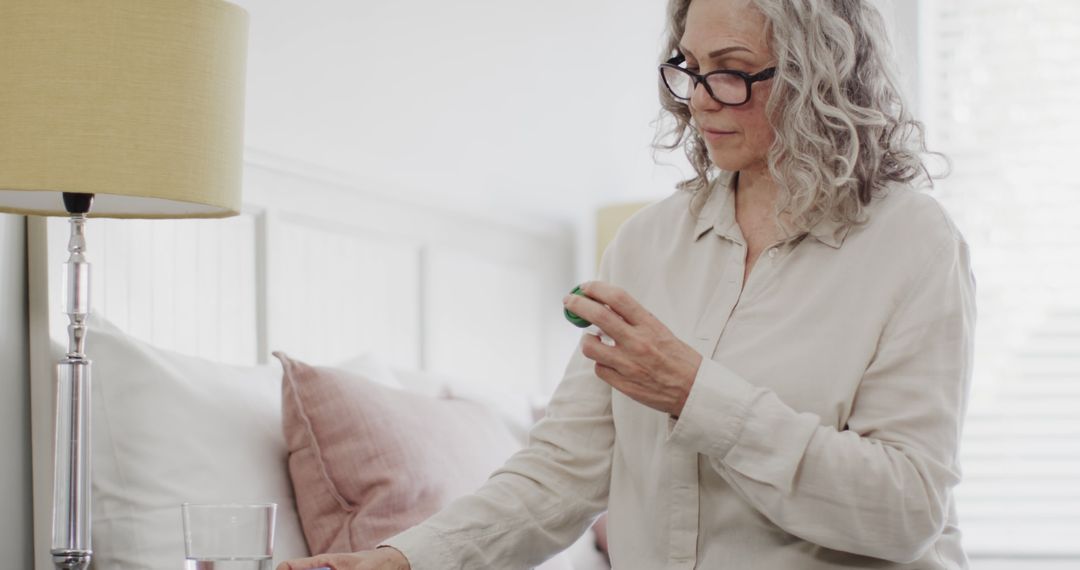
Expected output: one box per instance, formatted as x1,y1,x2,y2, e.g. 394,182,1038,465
667,236,976,564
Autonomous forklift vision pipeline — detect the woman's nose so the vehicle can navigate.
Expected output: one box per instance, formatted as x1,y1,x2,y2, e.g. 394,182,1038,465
688,79,723,113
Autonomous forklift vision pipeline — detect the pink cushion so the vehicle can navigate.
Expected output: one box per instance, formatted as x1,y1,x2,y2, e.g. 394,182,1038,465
275,352,522,554
592,513,609,560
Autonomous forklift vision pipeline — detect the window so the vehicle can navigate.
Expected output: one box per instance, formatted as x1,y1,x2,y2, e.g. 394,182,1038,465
922,0,1080,559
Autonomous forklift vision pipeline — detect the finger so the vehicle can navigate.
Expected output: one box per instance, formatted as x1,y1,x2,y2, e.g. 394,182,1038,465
581,331,627,372
565,292,633,341
595,361,658,411
276,557,337,570
276,561,308,570
579,281,653,327
277,560,319,570
594,361,629,392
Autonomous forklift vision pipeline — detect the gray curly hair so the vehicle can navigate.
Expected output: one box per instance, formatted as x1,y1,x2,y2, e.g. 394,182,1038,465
655,0,943,232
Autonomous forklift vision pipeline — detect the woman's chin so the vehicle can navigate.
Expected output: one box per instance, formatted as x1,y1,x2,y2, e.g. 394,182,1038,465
706,153,748,173
706,148,767,174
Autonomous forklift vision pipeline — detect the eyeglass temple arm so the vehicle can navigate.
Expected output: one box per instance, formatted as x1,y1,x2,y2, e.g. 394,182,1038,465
751,67,776,81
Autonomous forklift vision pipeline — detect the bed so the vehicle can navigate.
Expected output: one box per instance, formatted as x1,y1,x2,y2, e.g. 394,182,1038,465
26,150,609,569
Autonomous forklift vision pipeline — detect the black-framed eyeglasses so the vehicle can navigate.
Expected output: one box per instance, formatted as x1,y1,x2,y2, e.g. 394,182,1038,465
659,54,776,106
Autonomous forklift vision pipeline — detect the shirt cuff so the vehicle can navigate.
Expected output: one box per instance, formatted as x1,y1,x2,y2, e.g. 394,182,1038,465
377,523,456,570
668,357,823,494
665,357,757,458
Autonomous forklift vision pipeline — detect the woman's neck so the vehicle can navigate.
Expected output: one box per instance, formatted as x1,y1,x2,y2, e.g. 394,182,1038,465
733,166,797,243
734,166,780,215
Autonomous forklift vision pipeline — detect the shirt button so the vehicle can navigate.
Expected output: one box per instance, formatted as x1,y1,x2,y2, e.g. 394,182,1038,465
768,248,778,258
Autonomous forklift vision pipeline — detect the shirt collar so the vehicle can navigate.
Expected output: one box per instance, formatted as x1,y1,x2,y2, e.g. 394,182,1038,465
693,172,740,243
693,171,851,249
804,215,850,249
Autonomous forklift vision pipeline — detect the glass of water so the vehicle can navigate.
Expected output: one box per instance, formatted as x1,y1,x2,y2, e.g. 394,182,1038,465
182,503,276,570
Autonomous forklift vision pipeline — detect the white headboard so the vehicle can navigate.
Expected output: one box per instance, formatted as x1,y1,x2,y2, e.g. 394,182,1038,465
26,151,578,569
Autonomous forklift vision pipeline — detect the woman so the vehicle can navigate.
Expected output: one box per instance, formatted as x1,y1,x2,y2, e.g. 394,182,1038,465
282,0,975,568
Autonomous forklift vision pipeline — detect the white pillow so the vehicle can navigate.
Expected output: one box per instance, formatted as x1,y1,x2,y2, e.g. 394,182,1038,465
389,366,453,397
334,352,403,389
77,315,308,569
391,367,538,445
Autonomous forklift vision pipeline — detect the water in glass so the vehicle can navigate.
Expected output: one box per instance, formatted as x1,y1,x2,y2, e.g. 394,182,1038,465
183,556,272,570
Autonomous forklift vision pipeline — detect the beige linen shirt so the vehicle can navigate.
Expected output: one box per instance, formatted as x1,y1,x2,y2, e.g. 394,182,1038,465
384,176,976,569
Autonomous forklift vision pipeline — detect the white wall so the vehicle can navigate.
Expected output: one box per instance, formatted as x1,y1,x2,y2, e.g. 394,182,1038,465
229,0,692,285
872,0,921,116
0,213,31,568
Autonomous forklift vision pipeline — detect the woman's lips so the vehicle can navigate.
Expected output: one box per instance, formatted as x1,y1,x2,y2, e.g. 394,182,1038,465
701,128,736,141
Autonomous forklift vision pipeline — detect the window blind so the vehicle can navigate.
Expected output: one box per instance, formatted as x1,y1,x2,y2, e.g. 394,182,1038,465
923,0,1080,557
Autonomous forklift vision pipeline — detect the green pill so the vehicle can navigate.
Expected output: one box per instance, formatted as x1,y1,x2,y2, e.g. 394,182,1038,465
564,285,591,328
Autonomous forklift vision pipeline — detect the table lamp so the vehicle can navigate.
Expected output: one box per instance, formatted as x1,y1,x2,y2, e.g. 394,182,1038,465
596,202,649,268
0,1,249,568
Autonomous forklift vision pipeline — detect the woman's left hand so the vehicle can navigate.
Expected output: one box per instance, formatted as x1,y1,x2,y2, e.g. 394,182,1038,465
564,281,703,417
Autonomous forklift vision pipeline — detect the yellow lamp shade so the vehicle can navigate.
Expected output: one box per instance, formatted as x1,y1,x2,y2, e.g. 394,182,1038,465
0,0,249,218
596,202,650,269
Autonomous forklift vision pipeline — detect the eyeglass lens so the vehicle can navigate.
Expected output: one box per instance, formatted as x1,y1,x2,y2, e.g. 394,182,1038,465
662,67,748,105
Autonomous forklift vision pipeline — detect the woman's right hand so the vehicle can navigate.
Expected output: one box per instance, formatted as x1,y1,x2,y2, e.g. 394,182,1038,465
276,546,411,570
